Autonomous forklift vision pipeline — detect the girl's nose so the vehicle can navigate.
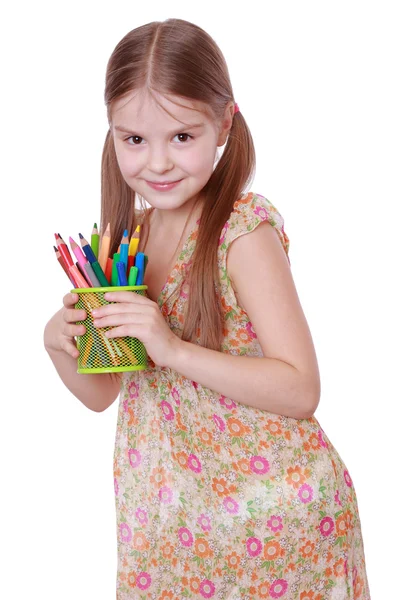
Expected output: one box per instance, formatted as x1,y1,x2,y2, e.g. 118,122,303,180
146,145,173,173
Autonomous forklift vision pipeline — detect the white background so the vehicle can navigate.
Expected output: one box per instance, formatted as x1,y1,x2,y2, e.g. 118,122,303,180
1,1,398,598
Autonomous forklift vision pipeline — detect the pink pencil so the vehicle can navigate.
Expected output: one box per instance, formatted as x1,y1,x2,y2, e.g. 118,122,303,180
69,236,88,271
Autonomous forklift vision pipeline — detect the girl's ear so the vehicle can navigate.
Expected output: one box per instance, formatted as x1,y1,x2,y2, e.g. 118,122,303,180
217,101,235,147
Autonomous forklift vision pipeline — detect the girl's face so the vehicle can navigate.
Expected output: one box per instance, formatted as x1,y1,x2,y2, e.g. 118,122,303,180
110,89,232,214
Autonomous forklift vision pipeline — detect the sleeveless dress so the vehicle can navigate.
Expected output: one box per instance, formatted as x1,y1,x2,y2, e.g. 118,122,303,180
113,192,371,600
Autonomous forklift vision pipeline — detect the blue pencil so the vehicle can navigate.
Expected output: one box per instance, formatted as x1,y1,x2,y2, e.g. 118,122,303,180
78,233,97,264
116,261,128,286
135,252,145,285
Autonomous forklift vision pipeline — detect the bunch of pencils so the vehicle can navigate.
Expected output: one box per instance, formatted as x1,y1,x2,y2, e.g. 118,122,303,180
54,223,148,288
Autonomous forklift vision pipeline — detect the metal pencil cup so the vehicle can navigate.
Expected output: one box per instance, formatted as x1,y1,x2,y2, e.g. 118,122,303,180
73,285,148,374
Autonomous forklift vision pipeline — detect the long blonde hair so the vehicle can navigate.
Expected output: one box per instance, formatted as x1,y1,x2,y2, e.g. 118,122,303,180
101,18,255,351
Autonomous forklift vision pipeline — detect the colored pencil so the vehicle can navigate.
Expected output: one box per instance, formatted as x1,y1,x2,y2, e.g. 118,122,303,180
55,233,74,269
70,236,89,272
105,257,113,285
84,262,101,287
78,233,97,264
54,246,77,286
119,229,129,272
128,225,140,256
111,253,121,287
91,260,109,287
128,266,138,286
117,261,128,286
75,261,92,287
135,252,145,285
91,223,99,259
98,222,111,271
70,264,89,288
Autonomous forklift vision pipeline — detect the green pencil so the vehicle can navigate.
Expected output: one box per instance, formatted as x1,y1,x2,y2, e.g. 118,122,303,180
91,223,99,259
91,260,109,286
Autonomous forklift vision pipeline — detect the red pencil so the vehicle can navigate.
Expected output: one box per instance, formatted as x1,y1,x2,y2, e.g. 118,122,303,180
54,246,77,286
55,233,74,269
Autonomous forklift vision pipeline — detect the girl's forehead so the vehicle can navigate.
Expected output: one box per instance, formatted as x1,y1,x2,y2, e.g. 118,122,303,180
110,89,211,126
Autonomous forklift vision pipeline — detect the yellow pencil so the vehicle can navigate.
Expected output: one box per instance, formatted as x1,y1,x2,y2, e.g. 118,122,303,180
128,225,141,257
98,222,111,271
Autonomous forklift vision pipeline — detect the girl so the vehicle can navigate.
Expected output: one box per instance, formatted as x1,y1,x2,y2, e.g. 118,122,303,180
44,18,370,600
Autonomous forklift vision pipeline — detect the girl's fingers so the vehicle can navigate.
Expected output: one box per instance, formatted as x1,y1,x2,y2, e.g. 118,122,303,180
93,314,140,329
61,337,80,358
63,292,79,308
104,291,150,304
64,308,87,323
64,323,86,338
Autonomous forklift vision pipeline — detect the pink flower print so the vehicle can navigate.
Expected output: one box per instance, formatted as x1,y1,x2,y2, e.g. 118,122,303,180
298,483,314,503
219,395,237,410
269,578,288,598
119,522,132,543
200,579,216,598
319,516,335,537
213,414,225,432
245,321,257,339
246,537,262,557
136,572,151,590
334,489,343,507
250,455,270,475
219,222,229,246
254,206,269,221
128,448,142,468
161,400,174,421
223,496,239,514
114,477,119,496
159,486,173,504
171,387,181,406
197,514,212,532
128,380,139,399
187,453,202,473
267,515,283,532
135,507,148,525
344,470,353,487
318,428,328,448
123,398,129,413
178,527,194,547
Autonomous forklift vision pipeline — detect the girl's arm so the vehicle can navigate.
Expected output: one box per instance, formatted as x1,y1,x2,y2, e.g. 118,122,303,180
168,221,321,420
44,301,121,412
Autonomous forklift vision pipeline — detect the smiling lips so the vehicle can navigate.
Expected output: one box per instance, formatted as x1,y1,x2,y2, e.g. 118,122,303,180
145,179,183,190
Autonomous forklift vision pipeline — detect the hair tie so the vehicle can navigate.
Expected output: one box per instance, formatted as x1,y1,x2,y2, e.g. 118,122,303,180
234,102,240,115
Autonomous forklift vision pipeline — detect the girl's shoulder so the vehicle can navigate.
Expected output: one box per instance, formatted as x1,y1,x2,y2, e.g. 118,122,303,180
222,191,290,261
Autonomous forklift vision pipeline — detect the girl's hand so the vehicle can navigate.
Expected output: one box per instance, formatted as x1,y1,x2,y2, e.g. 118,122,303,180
44,293,87,358
91,291,182,368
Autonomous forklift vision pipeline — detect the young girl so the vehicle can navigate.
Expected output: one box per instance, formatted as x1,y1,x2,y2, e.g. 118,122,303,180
44,18,370,600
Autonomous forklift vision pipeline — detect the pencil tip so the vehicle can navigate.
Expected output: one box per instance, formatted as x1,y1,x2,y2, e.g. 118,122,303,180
78,233,83,238
124,228,128,236
94,222,97,228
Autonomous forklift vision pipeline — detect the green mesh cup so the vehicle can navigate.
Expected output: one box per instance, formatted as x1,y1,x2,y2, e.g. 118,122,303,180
73,285,148,374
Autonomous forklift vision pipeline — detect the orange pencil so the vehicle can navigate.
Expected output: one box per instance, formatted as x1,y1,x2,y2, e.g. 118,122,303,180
98,223,111,271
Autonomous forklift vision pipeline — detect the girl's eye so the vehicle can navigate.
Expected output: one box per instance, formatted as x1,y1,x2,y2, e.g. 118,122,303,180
127,136,144,145
125,133,193,145
173,133,192,143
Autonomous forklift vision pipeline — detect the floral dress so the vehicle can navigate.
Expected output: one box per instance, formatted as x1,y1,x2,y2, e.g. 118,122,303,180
113,192,371,600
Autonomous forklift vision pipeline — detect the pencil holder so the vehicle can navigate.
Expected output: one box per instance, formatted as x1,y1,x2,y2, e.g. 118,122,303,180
73,285,148,374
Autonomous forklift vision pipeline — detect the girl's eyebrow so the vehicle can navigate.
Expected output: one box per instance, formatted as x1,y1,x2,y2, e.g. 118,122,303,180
113,123,205,134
